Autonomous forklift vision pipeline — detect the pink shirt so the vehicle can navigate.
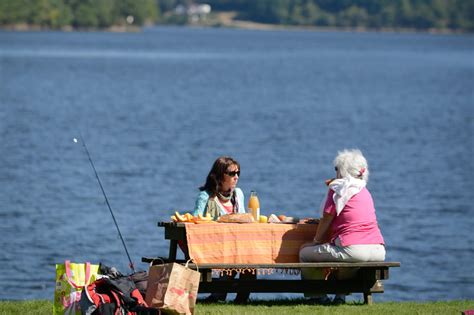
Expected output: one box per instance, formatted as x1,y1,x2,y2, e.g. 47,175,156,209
323,187,384,247
222,202,234,214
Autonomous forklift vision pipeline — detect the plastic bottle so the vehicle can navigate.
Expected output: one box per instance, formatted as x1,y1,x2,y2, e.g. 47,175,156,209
248,191,260,222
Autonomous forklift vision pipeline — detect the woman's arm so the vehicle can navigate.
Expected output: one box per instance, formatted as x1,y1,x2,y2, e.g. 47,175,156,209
313,212,334,244
192,191,209,216
235,188,246,213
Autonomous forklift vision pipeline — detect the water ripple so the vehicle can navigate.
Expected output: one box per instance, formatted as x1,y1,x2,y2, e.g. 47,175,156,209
1,27,473,301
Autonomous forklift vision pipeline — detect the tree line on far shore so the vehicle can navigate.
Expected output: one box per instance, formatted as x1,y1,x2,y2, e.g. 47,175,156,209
1,0,473,32
212,0,474,31
0,0,159,29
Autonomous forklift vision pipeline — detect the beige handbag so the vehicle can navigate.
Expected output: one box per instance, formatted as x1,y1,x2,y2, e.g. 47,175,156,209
145,260,200,315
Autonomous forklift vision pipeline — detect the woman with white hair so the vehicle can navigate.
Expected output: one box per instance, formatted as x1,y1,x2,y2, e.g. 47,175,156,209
299,149,385,304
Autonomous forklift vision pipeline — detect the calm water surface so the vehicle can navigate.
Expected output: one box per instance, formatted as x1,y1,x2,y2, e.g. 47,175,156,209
0,26,473,301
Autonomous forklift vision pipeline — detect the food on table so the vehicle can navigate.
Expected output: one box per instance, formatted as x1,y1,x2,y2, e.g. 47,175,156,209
173,211,190,222
259,215,268,223
198,213,213,221
267,214,298,223
171,211,213,223
194,220,217,224
281,216,298,223
193,213,213,223
268,214,281,223
217,213,255,223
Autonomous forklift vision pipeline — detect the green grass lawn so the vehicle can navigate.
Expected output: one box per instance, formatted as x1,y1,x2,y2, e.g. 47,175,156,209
1,299,473,315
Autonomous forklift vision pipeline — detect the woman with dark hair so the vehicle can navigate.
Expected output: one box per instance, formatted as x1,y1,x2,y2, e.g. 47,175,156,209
192,156,249,303
193,156,245,218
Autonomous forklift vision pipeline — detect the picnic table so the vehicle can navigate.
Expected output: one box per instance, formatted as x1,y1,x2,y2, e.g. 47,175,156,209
143,221,400,304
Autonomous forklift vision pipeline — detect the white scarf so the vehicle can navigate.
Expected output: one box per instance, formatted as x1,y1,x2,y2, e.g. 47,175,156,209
319,176,366,216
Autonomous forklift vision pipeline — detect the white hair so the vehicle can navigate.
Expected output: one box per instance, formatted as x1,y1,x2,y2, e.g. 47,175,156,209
333,149,369,182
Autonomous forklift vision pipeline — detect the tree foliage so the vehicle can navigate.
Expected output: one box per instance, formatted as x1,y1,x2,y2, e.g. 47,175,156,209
230,0,473,31
0,0,159,28
0,0,472,31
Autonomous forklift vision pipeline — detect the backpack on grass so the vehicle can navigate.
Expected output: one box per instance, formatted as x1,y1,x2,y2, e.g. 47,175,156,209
80,267,158,315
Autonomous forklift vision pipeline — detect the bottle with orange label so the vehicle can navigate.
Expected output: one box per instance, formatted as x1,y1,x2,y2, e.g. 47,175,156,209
248,190,260,222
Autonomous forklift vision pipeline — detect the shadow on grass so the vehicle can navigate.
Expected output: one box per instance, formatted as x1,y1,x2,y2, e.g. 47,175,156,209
197,298,365,306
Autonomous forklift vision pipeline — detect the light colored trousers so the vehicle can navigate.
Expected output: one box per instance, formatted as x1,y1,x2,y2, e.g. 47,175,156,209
299,239,385,297
299,238,386,263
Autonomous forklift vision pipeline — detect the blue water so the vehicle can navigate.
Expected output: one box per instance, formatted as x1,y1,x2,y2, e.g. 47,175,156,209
0,26,473,302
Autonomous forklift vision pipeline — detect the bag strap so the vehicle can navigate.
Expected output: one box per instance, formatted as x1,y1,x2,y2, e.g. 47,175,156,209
185,259,198,272
110,290,122,308
149,258,165,267
65,260,92,288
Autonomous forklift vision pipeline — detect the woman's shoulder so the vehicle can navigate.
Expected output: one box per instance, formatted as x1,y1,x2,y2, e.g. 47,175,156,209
354,187,374,202
197,190,210,199
359,186,372,196
234,187,244,198
194,190,211,216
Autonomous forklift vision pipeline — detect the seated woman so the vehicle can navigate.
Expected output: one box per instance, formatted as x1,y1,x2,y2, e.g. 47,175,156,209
193,156,245,218
299,149,385,304
193,156,249,303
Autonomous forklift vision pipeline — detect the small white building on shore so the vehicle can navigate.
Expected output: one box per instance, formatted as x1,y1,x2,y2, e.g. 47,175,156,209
175,4,211,22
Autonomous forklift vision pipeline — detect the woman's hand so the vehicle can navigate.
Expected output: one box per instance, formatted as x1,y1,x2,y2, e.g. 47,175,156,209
312,238,323,245
313,212,335,244
325,178,336,186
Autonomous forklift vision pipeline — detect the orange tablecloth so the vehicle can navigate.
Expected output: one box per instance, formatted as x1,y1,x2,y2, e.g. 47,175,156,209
184,223,317,264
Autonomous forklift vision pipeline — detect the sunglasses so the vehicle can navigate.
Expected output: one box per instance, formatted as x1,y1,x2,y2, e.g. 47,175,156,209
225,170,240,177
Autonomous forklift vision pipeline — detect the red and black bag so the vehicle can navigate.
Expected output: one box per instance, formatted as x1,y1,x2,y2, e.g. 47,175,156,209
81,276,159,315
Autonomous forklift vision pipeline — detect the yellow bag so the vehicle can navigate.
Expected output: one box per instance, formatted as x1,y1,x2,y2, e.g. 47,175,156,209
53,260,99,315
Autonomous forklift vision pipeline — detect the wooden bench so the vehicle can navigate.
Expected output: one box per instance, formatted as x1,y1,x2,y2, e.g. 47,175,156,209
146,222,400,304
142,258,400,305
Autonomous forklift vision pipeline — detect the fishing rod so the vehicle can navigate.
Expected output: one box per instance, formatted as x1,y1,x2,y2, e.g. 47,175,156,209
74,135,135,273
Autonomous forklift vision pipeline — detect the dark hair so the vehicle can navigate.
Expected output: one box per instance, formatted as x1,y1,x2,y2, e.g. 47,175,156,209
200,156,240,197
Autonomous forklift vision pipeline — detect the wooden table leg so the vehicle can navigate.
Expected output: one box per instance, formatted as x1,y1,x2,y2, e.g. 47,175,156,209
169,240,178,262
235,272,257,303
182,243,190,260
364,292,373,305
360,268,378,305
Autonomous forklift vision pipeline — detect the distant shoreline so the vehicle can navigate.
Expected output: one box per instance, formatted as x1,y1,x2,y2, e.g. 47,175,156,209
1,16,470,35
203,11,470,35
0,23,141,33
206,21,468,35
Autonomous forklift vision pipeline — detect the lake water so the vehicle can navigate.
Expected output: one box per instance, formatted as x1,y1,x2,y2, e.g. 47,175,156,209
0,26,473,302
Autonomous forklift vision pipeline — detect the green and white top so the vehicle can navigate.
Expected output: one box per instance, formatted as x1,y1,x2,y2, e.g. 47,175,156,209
192,188,245,218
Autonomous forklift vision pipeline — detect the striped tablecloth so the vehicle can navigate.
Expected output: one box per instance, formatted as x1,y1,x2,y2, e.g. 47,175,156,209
184,223,317,264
